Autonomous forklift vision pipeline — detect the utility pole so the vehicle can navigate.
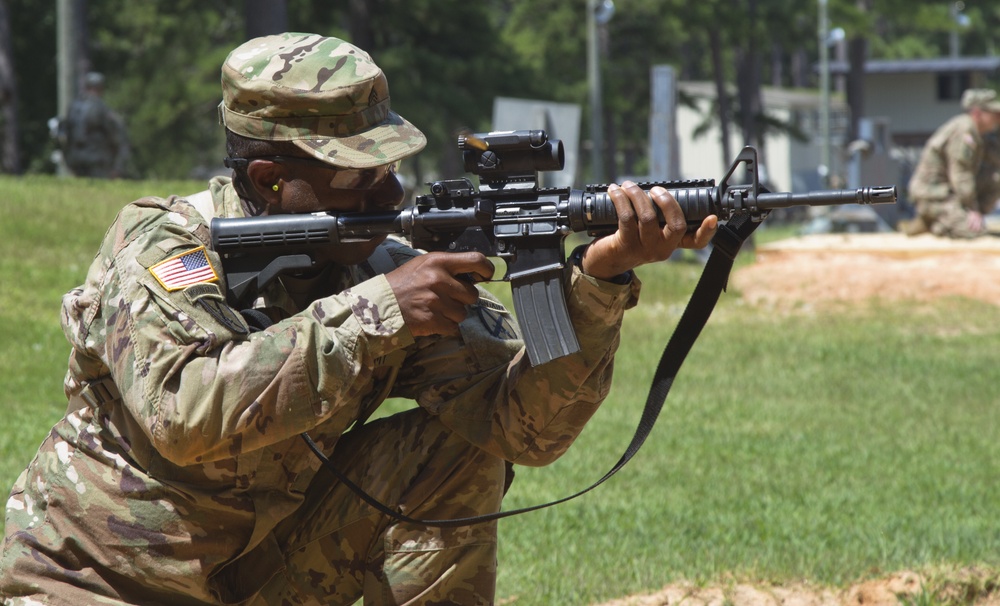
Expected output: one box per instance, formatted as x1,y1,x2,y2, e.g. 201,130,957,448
949,2,970,99
818,0,830,187
56,0,77,175
649,65,678,181
586,0,614,183
586,0,604,183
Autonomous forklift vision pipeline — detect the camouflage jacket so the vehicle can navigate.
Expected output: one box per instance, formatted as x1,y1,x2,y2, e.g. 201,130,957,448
1,177,639,604
908,113,987,212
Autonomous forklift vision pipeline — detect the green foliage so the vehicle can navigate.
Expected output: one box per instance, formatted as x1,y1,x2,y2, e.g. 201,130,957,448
4,1,1000,179
84,1,244,179
501,0,589,97
357,0,538,178
7,0,60,173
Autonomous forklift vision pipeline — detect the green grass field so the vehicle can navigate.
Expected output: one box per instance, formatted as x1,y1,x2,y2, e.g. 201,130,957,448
2,176,999,604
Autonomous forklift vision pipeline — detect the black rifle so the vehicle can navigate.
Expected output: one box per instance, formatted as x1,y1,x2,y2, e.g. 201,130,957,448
211,130,896,366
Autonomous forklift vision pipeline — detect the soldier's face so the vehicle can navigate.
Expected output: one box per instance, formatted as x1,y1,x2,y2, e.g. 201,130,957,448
277,159,405,265
277,160,403,214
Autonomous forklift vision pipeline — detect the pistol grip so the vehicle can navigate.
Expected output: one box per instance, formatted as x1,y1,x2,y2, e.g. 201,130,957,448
511,269,580,366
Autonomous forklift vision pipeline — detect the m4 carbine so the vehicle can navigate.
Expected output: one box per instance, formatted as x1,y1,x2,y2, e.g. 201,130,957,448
211,130,896,366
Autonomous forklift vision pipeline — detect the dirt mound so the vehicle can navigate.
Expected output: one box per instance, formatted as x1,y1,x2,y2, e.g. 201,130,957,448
732,233,1000,310
594,571,919,606
594,568,1000,606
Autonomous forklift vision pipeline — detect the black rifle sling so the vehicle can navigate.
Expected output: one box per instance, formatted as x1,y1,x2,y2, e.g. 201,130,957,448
301,212,762,528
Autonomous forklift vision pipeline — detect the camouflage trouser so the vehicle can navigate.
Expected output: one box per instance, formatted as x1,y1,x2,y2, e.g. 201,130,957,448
916,197,987,239
251,408,506,606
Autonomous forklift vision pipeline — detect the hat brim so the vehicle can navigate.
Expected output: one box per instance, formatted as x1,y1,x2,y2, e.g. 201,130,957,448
291,111,427,169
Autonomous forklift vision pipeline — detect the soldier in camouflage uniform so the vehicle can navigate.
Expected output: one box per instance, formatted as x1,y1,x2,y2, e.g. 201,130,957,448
0,33,717,605
62,72,131,179
905,88,1000,238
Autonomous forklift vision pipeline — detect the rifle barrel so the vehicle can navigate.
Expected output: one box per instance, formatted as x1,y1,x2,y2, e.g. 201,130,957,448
756,186,897,210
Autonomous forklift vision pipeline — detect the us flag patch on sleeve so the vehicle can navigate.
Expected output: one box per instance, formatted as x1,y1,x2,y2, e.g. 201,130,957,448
149,246,219,291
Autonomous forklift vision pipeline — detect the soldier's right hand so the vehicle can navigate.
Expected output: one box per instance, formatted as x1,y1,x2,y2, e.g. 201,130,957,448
385,252,495,337
967,210,985,233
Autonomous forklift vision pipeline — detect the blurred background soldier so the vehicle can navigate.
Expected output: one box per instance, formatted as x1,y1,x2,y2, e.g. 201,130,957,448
903,88,1000,238
60,72,131,178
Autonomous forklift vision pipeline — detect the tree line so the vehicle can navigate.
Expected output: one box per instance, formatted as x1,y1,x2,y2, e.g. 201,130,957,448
0,0,997,182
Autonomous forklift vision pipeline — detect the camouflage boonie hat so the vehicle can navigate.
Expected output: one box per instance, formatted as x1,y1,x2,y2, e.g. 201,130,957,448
220,32,426,168
961,89,1000,113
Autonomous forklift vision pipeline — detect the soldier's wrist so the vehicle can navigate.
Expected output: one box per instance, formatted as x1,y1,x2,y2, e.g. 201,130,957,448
569,245,633,285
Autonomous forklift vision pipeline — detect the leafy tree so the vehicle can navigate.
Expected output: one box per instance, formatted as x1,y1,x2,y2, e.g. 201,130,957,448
0,0,19,173
6,0,58,174
353,0,536,182
499,0,689,181
87,0,530,181
600,0,690,179
3,0,999,180
85,1,244,179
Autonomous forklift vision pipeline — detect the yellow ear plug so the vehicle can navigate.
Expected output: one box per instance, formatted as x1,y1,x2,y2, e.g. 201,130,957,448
272,184,279,191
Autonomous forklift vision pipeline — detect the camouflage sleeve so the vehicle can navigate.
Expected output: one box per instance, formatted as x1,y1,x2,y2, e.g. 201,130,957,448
944,127,982,210
388,266,639,467
69,198,415,466
977,134,1000,213
977,166,1000,213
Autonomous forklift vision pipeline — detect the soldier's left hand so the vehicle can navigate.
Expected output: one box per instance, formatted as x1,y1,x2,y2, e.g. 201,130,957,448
580,181,718,280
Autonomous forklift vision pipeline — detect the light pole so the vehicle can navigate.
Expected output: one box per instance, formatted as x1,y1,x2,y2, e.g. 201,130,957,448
819,0,830,187
950,1,969,58
818,0,843,187
56,0,77,176
587,0,614,183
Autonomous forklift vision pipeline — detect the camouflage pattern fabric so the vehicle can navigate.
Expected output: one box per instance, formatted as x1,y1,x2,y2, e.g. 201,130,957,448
977,131,1000,212
908,113,990,238
219,33,426,169
0,177,640,605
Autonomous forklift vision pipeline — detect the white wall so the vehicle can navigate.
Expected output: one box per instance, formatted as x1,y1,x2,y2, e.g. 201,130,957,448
862,72,960,135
